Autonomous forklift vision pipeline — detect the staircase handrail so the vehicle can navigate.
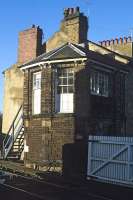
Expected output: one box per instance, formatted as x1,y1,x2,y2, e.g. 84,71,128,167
3,105,23,158
3,105,23,145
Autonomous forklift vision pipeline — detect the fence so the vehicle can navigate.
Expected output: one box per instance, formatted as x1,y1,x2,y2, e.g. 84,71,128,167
87,135,133,186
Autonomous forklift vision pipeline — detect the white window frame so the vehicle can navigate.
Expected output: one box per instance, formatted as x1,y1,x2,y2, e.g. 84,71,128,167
32,71,41,115
55,68,74,113
90,70,109,97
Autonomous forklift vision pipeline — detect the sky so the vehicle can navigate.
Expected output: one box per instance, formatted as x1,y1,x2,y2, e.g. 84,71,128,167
0,0,133,111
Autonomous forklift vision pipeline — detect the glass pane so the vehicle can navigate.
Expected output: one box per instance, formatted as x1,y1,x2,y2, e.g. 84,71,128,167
68,77,73,85
63,78,67,85
68,86,73,93
68,72,73,77
33,73,41,90
90,70,109,97
57,70,61,77
62,69,67,77
63,86,67,93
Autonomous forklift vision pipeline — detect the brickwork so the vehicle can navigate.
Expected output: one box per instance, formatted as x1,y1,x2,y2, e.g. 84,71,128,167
99,36,133,57
18,25,43,64
24,115,75,165
125,66,133,135
23,61,92,166
46,7,88,52
2,25,43,134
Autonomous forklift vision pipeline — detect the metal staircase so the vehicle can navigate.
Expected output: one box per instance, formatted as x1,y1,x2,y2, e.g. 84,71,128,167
3,105,24,159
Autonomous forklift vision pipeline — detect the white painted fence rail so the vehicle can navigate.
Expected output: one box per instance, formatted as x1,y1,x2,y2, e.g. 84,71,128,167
87,135,133,186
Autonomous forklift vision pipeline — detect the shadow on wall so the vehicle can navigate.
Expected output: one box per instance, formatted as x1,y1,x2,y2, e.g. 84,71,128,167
62,141,88,179
62,63,117,178
62,66,90,178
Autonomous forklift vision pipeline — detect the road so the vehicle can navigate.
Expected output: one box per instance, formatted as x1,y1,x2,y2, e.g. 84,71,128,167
0,171,133,200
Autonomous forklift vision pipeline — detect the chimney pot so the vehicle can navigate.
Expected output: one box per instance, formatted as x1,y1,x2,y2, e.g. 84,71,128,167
102,41,106,46
32,24,35,28
115,38,118,44
124,37,127,43
106,40,110,46
99,41,102,46
69,8,73,15
64,8,69,17
110,39,114,45
127,36,132,42
119,37,123,44
76,6,80,13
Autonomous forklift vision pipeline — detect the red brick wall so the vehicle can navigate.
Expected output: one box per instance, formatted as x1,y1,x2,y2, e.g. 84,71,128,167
18,26,43,64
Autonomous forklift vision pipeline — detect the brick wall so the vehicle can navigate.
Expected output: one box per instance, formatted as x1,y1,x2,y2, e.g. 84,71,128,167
18,26,43,64
23,59,126,168
23,61,91,167
46,7,88,52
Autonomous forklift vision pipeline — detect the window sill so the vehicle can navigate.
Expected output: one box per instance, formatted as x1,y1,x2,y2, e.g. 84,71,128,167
24,112,75,119
54,112,75,117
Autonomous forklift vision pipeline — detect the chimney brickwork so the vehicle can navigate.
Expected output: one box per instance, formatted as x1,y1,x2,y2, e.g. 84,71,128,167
18,25,43,64
60,7,88,44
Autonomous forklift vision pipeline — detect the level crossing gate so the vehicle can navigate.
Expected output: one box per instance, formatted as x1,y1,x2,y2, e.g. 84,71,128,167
87,135,133,186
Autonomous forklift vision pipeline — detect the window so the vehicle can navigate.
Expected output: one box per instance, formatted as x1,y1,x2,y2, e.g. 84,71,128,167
55,68,74,113
32,72,41,114
90,70,110,97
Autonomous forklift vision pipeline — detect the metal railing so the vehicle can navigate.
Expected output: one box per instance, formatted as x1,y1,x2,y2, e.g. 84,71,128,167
3,105,24,159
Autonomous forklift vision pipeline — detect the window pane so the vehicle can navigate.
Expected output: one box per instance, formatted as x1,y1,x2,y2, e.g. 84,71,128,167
68,86,73,93
90,70,110,97
62,86,67,93
62,69,67,77
68,77,73,85
57,70,61,77
62,78,67,85
55,68,74,113
33,72,41,90
68,72,73,77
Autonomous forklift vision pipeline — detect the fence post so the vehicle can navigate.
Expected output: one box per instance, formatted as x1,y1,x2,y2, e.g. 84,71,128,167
87,135,93,178
128,144,131,181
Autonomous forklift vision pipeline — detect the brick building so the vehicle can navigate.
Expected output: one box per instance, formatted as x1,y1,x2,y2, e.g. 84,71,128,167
2,7,132,168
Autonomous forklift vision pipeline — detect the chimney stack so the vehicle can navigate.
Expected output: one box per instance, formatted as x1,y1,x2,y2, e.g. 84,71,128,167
18,25,43,64
61,7,88,44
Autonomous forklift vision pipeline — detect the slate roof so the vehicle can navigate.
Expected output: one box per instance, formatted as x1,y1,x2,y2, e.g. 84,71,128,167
19,41,129,73
19,42,87,69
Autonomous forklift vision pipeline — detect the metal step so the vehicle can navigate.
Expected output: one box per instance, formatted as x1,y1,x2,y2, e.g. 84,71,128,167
3,105,24,160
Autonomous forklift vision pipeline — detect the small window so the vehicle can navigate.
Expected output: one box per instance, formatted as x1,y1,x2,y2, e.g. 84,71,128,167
33,72,41,90
32,72,41,115
90,70,110,97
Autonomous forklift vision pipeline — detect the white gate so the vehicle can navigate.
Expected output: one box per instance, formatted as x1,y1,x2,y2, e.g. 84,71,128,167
87,135,133,186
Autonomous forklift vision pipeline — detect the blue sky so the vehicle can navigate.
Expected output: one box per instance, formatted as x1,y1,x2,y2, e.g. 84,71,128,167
0,0,133,111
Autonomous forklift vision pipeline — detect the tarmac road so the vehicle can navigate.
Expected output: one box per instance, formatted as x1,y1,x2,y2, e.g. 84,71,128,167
1,171,133,200
0,181,112,200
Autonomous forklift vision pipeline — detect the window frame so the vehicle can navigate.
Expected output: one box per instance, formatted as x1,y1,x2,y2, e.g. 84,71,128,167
55,68,74,113
32,71,41,115
90,70,111,97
